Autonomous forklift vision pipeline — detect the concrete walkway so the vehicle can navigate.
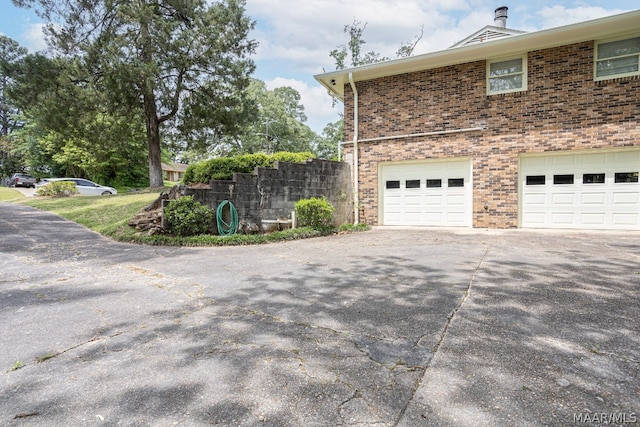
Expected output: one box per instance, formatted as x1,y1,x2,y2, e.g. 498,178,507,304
1,203,638,426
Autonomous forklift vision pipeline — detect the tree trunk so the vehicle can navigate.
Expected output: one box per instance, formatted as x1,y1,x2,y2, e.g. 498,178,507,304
1,74,9,137
139,15,163,188
144,94,164,188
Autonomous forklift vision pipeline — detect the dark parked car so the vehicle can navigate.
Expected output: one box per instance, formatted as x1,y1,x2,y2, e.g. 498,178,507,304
9,173,37,188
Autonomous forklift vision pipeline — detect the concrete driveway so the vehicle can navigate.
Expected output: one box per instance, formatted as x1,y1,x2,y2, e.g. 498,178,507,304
0,203,638,426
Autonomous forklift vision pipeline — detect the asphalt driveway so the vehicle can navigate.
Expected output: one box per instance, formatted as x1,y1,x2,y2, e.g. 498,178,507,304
1,203,638,426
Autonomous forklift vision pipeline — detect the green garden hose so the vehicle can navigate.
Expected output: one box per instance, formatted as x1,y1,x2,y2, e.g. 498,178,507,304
216,200,239,236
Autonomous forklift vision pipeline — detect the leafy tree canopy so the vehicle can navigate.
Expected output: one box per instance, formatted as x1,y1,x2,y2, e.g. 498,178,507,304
0,35,28,176
7,53,148,185
0,35,27,137
12,0,257,187
330,19,423,70
173,79,327,162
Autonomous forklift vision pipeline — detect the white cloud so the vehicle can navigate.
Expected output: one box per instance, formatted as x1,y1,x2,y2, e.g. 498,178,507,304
21,23,47,52
246,0,477,74
535,6,629,28
248,1,633,70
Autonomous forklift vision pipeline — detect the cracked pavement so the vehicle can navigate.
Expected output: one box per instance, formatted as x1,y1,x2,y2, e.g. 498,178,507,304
1,203,639,426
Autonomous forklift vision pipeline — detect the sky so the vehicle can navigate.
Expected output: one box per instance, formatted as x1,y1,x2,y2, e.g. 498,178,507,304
0,0,636,133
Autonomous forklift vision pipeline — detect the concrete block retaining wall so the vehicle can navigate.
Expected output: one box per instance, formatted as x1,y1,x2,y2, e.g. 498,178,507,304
186,159,353,232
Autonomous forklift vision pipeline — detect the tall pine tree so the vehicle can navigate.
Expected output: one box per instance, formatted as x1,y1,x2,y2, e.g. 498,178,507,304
13,0,257,187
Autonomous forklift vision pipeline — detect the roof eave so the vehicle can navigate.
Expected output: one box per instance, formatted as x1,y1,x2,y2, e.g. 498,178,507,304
314,9,640,100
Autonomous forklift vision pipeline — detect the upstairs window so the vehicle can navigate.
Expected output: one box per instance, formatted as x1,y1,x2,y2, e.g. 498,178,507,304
595,37,640,80
487,55,527,95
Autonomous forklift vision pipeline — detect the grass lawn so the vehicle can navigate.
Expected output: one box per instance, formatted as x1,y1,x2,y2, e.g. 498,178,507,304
14,189,367,246
0,187,26,202
20,191,160,240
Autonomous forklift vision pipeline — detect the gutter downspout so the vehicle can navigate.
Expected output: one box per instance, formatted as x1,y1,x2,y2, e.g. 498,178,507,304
348,72,359,225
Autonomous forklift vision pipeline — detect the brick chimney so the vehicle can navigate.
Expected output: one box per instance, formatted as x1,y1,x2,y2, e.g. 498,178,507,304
494,6,508,28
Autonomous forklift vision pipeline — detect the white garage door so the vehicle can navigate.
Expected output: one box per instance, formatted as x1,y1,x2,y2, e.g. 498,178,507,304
521,150,640,230
381,159,472,226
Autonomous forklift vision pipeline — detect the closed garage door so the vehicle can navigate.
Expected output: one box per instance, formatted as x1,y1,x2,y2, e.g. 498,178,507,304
381,159,472,226
520,150,640,230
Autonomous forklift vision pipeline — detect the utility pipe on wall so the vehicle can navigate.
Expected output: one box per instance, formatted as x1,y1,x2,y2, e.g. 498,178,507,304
348,72,359,225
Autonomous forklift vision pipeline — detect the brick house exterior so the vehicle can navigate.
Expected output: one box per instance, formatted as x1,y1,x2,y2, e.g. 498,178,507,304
315,9,640,230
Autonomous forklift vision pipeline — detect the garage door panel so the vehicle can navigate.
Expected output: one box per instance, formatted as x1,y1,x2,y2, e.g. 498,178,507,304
404,194,423,206
385,212,402,222
551,212,575,224
612,151,640,163
551,193,575,204
524,193,546,205
404,212,423,222
582,153,606,167
521,150,640,230
446,194,466,206
581,192,606,205
386,194,402,207
612,192,639,204
425,211,444,222
425,195,444,205
523,212,546,224
612,212,639,225
447,212,466,223
581,213,606,225
522,156,548,169
382,159,471,227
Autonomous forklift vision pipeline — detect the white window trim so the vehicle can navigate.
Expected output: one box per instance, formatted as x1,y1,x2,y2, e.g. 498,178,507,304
594,36,640,81
486,54,528,96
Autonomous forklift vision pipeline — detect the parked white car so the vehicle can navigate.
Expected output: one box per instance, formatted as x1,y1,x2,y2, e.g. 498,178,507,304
36,178,118,196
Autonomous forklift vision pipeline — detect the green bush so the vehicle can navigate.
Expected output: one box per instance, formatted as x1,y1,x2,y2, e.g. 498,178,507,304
36,181,79,197
270,151,315,164
164,196,213,236
183,152,315,184
295,196,335,230
339,223,371,232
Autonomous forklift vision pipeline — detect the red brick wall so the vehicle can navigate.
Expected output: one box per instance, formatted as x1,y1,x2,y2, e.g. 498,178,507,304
342,41,640,228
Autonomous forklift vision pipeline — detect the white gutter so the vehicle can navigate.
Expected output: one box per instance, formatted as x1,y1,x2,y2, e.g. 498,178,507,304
348,72,359,225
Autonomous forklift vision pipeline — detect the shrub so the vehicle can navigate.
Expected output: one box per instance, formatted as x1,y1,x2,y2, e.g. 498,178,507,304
182,152,316,184
339,223,371,232
270,151,315,164
182,164,196,185
36,181,79,197
295,196,335,230
164,196,213,236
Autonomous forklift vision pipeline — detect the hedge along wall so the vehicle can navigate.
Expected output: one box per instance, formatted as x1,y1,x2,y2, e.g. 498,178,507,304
185,159,353,228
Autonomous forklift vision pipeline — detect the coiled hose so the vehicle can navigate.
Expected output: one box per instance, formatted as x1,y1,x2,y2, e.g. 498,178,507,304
216,200,239,236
